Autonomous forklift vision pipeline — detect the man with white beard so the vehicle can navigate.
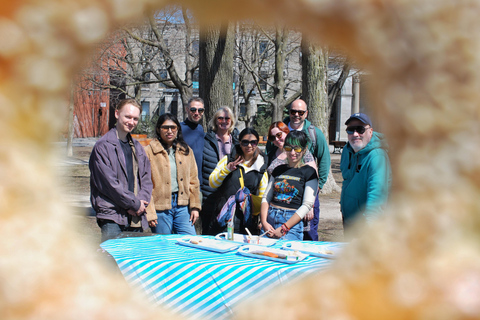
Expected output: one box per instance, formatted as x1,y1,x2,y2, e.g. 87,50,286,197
340,113,391,237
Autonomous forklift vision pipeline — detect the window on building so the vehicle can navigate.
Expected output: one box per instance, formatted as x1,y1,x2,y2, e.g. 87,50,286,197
240,103,247,117
158,69,168,88
192,69,199,90
141,101,150,120
170,100,178,116
259,71,269,91
142,72,151,89
192,40,199,56
259,40,268,59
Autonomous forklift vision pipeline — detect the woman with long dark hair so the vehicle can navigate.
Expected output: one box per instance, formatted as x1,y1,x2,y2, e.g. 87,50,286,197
145,113,201,235
208,128,269,234
261,130,318,240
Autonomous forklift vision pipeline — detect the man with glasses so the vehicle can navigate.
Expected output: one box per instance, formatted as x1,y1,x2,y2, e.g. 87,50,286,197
180,97,205,186
340,113,391,237
279,99,331,241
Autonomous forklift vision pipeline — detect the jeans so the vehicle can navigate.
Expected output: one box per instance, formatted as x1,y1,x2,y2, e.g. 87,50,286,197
266,206,303,241
304,196,320,241
151,193,196,235
98,219,142,243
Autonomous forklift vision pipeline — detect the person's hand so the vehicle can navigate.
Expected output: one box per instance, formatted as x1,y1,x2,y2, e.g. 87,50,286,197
190,209,199,225
137,200,148,215
227,157,243,171
271,227,284,238
128,200,148,216
261,221,275,237
305,210,314,221
149,219,158,228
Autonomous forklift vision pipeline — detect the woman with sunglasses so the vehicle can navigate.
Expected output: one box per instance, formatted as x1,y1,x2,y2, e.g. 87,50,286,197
260,130,318,240
208,128,269,235
144,113,201,235
266,121,316,175
266,121,318,232
201,107,239,234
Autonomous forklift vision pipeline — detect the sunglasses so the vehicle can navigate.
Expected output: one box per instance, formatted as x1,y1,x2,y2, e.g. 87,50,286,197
346,126,370,134
240,139,258,147
160,125,178,132
190,107,205,114
284,145,303,153
217,116,231,122
268,132,283,142
290,109,306,116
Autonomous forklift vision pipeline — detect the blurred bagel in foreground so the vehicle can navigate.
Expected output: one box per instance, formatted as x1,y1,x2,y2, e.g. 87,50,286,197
1,0,479,319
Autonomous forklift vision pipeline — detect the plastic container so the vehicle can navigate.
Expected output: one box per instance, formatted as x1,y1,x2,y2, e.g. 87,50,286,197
227,219,234,240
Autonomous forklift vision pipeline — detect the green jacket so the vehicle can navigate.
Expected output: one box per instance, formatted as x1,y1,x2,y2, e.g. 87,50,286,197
340,132,391,225
267,118,331,189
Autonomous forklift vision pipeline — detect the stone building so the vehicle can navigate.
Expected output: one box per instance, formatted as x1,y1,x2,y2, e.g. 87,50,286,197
73,18,370,142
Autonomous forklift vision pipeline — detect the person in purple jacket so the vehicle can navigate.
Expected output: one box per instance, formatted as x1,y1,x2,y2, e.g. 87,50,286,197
89,99,154,242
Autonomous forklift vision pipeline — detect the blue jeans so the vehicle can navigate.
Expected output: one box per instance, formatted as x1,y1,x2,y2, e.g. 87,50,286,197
98,219,142,243
266,206,303,241
304,196,319,241
151,193,196,235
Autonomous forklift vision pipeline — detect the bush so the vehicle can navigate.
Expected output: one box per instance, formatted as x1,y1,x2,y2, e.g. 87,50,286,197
253,104,272,137
132,114,159,138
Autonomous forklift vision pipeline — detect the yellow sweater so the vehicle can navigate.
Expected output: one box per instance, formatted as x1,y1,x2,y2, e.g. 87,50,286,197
209,155,268,197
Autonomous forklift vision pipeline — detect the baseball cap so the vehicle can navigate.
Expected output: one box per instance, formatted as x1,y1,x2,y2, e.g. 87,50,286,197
345,113,372,126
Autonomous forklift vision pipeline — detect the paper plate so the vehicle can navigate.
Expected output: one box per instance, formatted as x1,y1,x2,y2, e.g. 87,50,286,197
177,237,241,253
281,241,341,259
237,245,308,264
215,232,277,246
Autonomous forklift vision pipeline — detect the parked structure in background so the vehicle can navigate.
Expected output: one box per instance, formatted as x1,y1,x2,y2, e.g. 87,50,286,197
71,8,372,141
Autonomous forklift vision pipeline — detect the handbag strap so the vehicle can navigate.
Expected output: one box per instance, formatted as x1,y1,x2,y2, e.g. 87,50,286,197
239,168,245,189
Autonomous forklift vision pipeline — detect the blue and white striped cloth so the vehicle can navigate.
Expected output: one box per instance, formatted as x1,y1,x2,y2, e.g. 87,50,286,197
100,235,343,320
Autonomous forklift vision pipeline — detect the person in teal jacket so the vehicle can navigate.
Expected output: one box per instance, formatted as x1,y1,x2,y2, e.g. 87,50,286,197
340,113,391,235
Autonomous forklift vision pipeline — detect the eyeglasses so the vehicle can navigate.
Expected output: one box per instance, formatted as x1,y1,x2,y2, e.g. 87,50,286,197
346,126,370,134
160,125,178,132
190,107,205,114
217,116,231,122
268,132,283,142
284,145,303,153
240,139,258,147
290,109,306,116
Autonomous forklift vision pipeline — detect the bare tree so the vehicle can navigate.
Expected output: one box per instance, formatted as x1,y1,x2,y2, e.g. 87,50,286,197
302,38,342,194
199,21,235,122
124,7,199,108
237,24,302,123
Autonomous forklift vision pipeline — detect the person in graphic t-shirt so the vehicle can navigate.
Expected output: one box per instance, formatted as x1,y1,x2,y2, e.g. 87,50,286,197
260,130,318,240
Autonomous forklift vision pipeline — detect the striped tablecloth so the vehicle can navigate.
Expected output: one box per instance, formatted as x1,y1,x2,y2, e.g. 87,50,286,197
100,235,343,320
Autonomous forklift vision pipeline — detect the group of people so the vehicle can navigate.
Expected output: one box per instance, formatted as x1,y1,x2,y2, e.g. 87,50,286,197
89,97,391,243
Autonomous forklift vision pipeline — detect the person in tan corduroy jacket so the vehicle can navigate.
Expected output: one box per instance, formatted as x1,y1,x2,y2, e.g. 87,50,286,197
145,113,201,235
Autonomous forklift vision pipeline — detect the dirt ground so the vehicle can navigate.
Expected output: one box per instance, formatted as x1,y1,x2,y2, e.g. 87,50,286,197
60,144,344,249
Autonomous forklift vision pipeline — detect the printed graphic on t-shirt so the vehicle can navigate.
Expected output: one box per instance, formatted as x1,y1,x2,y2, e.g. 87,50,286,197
273,179,299,204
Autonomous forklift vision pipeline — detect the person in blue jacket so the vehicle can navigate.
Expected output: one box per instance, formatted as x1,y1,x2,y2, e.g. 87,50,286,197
180,97,205,186
340,113,392,236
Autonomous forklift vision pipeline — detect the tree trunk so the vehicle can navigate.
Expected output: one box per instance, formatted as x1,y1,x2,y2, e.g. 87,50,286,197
199,22,235,122
302,39,340,194
301,40,329,134
66,83,75,157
